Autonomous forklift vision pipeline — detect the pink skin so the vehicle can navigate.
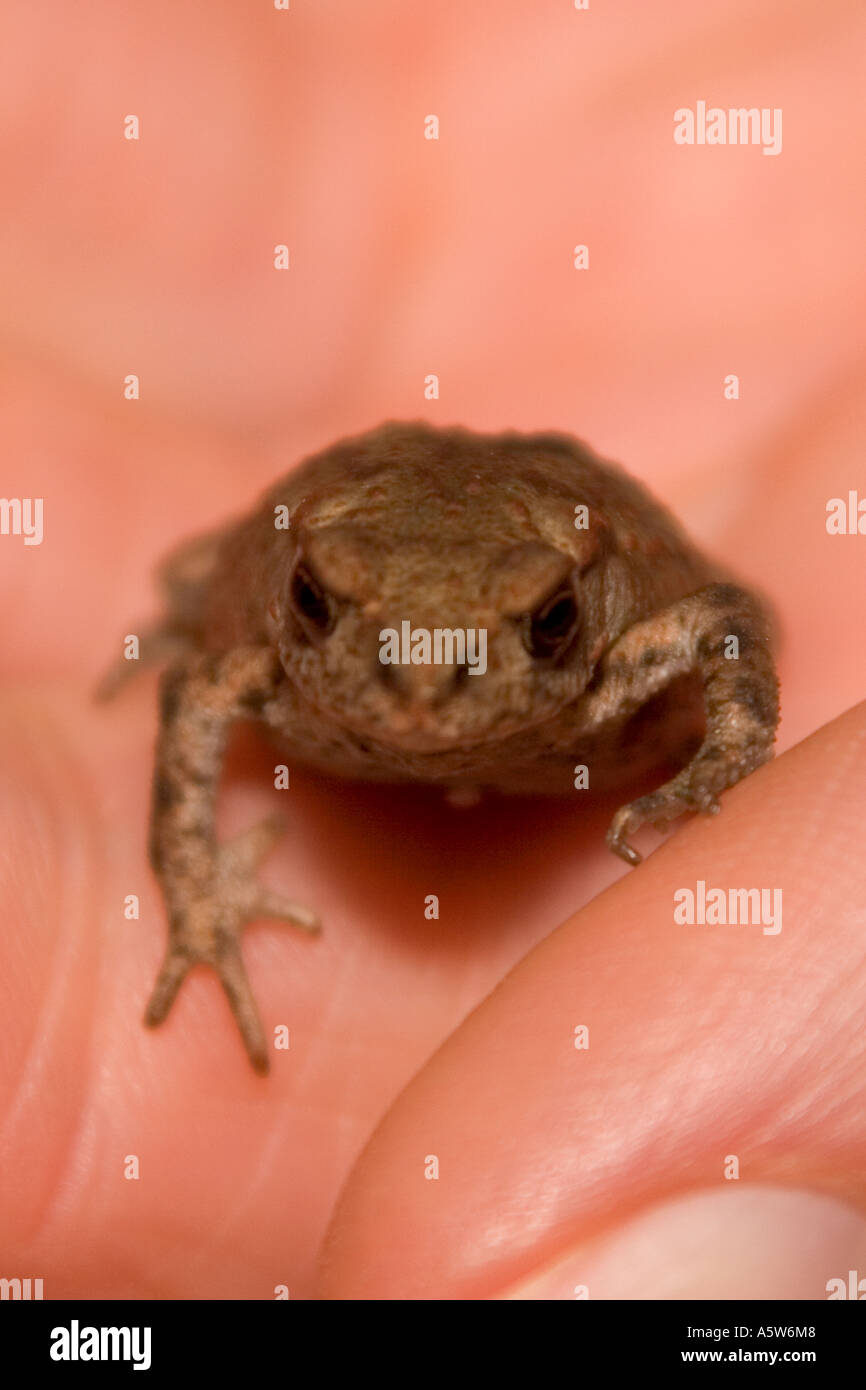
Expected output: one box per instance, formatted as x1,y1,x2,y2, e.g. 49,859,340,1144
1,2,865,1298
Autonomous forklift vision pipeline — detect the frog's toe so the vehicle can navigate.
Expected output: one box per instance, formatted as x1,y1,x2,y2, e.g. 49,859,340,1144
144,927,271,1074
605,803,645,866
606,786,697,865
144,947,193,1027
210,939,270,1075
215,817,320,931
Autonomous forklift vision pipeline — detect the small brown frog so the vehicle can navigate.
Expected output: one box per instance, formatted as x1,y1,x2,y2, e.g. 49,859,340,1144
102,422,779,1073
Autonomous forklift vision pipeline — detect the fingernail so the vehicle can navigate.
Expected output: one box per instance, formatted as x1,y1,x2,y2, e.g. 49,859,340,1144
499,1186,866,1300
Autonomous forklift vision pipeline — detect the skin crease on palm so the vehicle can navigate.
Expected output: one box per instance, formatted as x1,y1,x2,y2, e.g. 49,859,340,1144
1,1,866,1301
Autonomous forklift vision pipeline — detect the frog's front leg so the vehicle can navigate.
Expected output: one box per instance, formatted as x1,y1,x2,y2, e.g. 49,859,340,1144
584,583,779,866
145,645,319,1074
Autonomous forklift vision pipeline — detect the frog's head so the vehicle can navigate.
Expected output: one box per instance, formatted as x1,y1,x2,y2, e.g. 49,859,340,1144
266,424,615,752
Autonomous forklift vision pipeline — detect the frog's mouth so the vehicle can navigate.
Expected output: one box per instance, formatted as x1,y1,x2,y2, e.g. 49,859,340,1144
343,722,528,766
279,646,587,753
330,693,577,758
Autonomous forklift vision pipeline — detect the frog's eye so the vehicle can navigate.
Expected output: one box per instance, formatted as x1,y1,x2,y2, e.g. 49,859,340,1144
290,562,336,636
524,585,579,660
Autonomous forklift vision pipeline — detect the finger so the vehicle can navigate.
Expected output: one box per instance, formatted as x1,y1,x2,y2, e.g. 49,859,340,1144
319,699,866,1299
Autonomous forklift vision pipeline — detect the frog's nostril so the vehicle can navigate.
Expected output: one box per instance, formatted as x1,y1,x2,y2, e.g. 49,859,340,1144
378,659,468,705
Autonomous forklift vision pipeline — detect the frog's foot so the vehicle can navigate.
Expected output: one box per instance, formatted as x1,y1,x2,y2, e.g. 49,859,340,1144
145,815,319,1074
604,743,763,867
